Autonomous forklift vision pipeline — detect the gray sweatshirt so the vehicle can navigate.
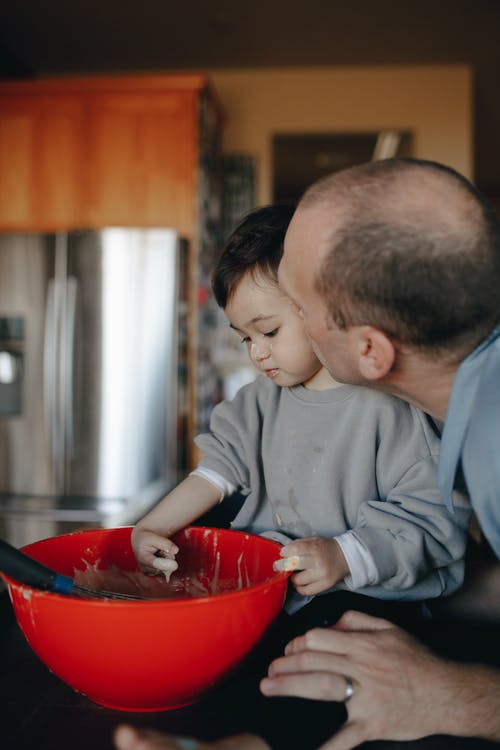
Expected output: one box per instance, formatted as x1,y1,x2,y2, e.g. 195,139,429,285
195,376,470,600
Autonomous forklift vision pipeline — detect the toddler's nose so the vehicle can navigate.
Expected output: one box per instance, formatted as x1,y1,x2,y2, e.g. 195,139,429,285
251,341,270,361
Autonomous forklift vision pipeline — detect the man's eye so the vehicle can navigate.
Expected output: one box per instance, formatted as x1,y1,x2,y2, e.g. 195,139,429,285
265,329,279,338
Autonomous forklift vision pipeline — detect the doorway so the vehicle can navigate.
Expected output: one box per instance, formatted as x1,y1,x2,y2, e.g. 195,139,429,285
272,130,412,204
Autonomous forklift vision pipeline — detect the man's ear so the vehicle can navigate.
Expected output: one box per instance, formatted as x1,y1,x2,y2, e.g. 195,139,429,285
356,327,395,380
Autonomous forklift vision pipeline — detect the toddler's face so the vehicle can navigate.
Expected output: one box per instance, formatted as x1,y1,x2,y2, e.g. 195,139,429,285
224,270,321,387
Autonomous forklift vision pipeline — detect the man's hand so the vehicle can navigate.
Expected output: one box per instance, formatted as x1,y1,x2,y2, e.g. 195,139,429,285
114,725,268,750
260,609,500,749
273,537,349,595
130,526,179,574
115,725,200,749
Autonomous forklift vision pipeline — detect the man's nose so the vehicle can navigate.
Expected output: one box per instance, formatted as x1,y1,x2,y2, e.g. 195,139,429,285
251,341,270,361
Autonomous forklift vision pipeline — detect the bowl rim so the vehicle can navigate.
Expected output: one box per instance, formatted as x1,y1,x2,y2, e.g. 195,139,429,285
4,525,290,607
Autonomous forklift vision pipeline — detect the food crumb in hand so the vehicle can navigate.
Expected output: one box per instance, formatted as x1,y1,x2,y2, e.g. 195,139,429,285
152,557,179,582
273,555,302,572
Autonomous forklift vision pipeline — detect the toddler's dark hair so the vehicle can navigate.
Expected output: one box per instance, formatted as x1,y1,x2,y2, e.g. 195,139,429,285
212,204,295,309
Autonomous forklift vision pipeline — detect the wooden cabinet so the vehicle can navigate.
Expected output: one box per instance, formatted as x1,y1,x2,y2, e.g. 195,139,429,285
0,75,215,236
0,93,84,229
85,90,197,233
0,74,224,468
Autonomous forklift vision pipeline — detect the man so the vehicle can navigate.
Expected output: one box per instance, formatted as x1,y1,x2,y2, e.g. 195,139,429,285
259,157,500,748
114,159,500,750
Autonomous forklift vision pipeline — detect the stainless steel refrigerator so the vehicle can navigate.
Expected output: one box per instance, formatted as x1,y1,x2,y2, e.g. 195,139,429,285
0,228,180,547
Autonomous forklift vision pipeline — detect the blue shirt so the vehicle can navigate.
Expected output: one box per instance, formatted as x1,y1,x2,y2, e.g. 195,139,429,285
439,324,500,557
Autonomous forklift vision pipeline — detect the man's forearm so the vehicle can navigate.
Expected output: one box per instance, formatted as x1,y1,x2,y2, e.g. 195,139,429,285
441,662,500,741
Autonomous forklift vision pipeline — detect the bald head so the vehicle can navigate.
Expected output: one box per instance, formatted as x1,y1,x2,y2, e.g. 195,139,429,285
301,159,481,240
293,158,500,360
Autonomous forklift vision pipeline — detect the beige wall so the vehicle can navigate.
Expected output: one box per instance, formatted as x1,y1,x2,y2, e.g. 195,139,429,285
209,65,472,204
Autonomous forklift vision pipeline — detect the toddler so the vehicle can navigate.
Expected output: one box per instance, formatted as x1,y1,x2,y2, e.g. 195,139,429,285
132,205,470,605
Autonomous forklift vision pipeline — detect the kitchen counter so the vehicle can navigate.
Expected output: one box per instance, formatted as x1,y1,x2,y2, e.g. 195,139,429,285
1,589,500,750
0,476,178,549
0,587,334,750
1,587,282,750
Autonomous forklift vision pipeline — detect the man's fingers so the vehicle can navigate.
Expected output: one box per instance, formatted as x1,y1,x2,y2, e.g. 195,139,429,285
114,725,162,750
114,725,136,750
114,725,201,750
283,626,359,656
260,671,351,702
268,650,351,678
334,609,395,632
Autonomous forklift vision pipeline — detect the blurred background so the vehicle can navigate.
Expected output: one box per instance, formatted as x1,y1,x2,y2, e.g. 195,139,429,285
2,1,499,199
0,0,498,544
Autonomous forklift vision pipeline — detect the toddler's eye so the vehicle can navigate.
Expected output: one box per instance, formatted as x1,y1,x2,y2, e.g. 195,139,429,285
265,328,279,338
240,336,251,344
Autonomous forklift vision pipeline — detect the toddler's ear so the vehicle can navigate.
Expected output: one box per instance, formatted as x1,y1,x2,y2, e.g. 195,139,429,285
356,326,395,380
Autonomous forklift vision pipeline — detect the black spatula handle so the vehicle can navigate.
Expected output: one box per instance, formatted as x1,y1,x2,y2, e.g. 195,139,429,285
0,538,74,593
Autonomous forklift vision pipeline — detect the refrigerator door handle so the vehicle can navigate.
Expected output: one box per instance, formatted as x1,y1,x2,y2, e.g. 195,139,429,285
43,279,62,468
44,232,68,494
63,277,78,458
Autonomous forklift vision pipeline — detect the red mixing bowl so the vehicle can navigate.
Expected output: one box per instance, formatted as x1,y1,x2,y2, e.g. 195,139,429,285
3,526,289,711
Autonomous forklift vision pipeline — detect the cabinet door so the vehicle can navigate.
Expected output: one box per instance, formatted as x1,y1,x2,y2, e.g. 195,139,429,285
85,92,197,233
0,95,84,230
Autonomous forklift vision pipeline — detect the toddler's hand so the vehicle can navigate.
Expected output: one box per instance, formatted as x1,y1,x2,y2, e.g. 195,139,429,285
273,537,349,595
131,526,179,576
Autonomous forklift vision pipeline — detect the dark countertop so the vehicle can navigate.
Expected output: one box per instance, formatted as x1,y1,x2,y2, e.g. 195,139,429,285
2,588,500,750
0,588,276,750
1,586,339,750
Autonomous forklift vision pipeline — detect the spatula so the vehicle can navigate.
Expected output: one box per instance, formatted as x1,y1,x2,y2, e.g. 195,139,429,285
0,537,146,601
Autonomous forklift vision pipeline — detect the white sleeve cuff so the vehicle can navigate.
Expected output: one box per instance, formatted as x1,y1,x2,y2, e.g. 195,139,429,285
335,531,379,590
189,467,236,502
